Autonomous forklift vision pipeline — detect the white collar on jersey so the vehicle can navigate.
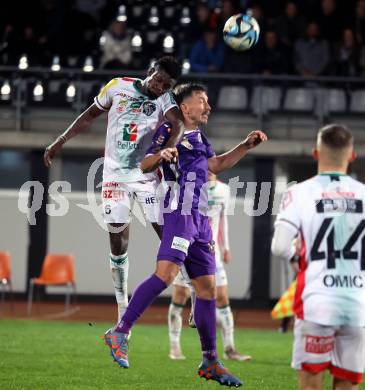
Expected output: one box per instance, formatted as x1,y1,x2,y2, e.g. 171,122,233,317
184,128,200,134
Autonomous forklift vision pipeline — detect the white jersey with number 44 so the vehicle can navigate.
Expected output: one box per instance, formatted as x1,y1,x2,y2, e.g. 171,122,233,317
94,77,177,183
276,173,365,327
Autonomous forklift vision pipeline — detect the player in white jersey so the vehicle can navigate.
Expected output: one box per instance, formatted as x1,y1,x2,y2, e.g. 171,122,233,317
168,171,251,362
272,124,365,389
44,57,184,322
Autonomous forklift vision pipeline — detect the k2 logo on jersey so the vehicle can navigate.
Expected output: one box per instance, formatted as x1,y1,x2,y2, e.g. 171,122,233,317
122,123,138,142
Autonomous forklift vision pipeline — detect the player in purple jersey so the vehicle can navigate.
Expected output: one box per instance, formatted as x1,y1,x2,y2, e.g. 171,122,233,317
104,83,267,387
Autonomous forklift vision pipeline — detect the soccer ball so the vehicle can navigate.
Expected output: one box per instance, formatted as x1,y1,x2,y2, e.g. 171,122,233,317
223,13,260,51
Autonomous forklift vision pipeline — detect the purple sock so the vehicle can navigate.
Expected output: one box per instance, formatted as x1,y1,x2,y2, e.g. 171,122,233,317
194,297,217,362
116,274,167,333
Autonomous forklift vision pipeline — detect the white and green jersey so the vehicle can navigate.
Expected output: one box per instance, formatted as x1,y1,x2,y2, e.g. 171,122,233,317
275,173,365,326
207,181,230,264
94,77,177,183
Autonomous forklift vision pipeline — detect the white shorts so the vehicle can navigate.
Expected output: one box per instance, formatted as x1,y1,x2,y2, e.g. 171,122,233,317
102,179,160,224
173,250,228,287
292,318,365,383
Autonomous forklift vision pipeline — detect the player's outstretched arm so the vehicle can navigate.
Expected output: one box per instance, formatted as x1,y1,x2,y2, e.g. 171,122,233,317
44,103,104,167
163,107,185,148
208,130,267,174
140,148,178,173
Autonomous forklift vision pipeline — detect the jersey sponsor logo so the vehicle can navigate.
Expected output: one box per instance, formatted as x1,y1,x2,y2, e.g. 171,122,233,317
103,189,125,200
323,274,364,288
145,196,157,204
116,92,141,102
316,198,363,214
116,99,128,113
305,335,334,354
171,236,190,254
142,101,157,116
122,123,138,142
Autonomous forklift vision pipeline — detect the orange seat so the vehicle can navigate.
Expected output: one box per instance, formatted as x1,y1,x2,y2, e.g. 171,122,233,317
0,252,11,282
0,251,13,312
33,254,75,285
27,254,76,315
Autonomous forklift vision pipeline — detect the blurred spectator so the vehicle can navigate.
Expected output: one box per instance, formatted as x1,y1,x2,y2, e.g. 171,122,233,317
216,0,239,31
294,22,330,76
316,0,343,43
190,3,213,42
75,0,106,25
335,29,360,76
249,5,267,34
99,20,132,69
276,2,306,48
354,0,365,44
256,31,290,74
19,26,42,66
190,30,225,72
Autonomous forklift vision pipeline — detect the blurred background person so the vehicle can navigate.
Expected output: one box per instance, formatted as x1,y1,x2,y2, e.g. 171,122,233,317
335,28,360,76
294,22,330,76
256,30,291,74
99,20,132,70
190,29,224,73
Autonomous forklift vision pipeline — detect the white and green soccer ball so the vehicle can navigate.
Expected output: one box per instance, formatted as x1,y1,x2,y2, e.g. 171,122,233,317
223,13,260,51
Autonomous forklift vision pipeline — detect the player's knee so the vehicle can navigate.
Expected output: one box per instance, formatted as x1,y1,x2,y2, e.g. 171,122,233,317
155,269,179,285
197,284,216,300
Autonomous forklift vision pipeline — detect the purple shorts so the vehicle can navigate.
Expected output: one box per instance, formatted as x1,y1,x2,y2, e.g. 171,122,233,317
157,209,216,279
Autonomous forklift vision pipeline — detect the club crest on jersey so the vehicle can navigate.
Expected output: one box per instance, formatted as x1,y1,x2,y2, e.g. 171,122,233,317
181,137,193,150
142,101,157,116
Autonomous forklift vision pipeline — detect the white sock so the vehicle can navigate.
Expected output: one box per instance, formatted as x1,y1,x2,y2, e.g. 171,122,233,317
216,306,235,351
110,253,129,322
168,303,184,349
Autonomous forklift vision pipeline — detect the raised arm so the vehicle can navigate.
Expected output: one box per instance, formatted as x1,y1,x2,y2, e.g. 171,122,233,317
140,148,178,173
208,130,267,174
163,106,185,148
44,103,104,167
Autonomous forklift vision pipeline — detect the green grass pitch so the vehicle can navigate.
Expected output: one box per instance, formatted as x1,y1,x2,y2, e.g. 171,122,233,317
0,319,355,389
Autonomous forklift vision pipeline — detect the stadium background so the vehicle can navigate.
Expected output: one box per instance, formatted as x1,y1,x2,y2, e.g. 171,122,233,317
0,0,365,390
2,0,365,304
1,1,365,388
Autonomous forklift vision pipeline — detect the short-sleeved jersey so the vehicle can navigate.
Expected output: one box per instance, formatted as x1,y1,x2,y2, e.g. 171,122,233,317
275,173,365,327
146,122,215,211
207,180,230,251
95,77,177,182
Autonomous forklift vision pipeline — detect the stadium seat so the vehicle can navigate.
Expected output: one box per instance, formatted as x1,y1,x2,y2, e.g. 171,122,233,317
217,86,247,110
27,253,76,315
0,251,12,311
251,86,282,115
350,90,365,113
283,88,315,112
316,88,347,116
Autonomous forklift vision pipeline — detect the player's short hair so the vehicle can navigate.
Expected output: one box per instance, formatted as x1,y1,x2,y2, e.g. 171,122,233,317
173,83,207,106
152,56,182,80
317,124,353,149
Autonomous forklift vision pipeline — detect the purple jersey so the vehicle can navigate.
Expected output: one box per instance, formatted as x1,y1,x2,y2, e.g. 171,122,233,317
146,122,215,211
